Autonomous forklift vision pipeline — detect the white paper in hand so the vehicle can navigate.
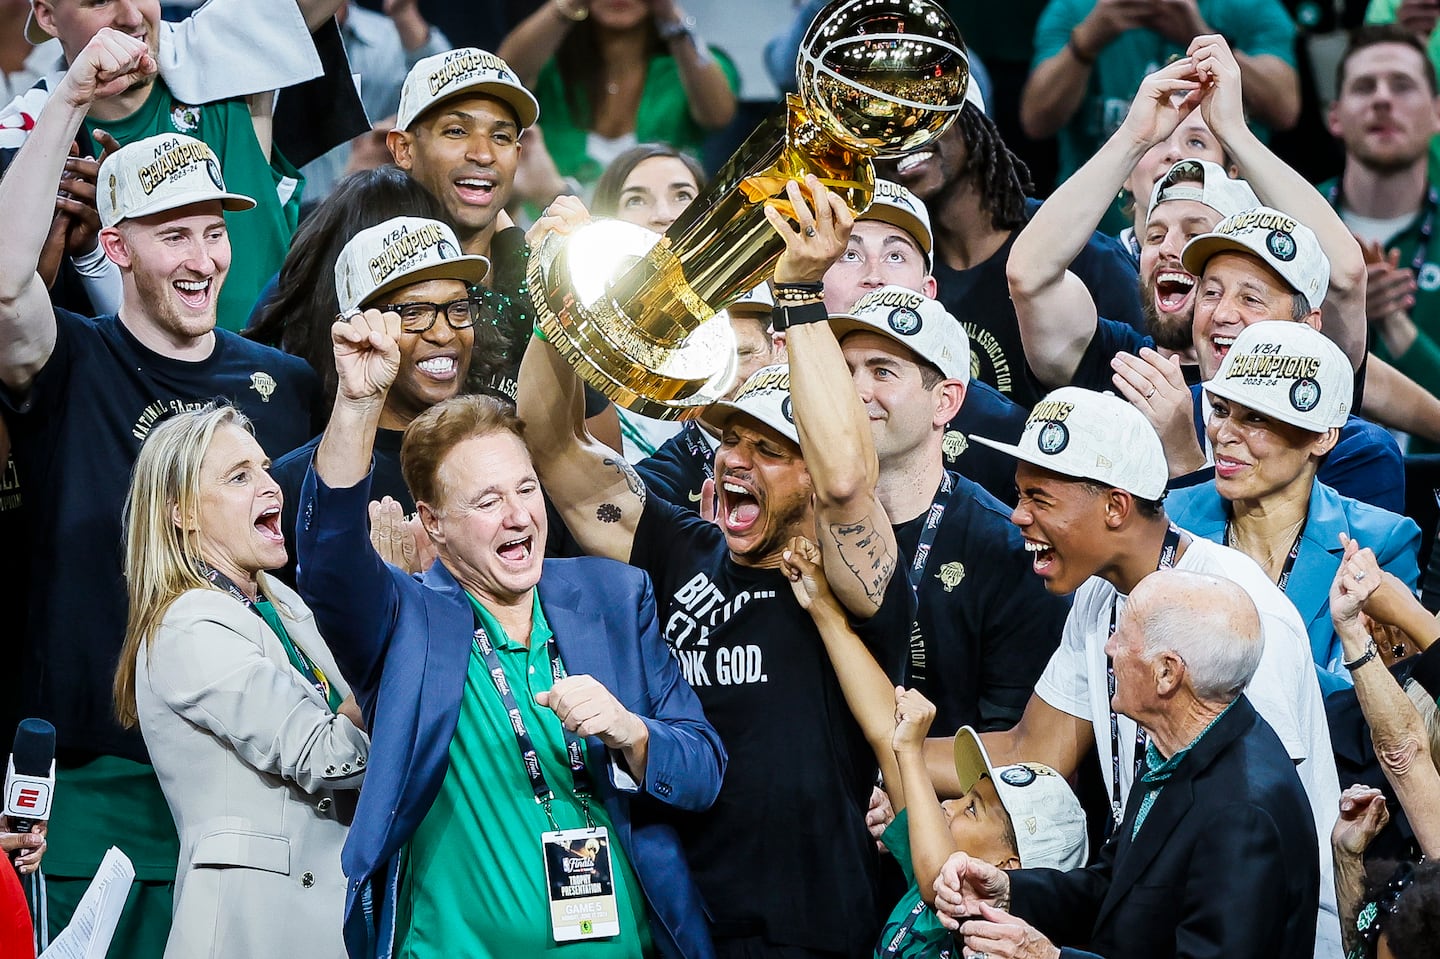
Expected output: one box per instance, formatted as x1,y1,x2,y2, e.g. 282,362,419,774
39,847,135,959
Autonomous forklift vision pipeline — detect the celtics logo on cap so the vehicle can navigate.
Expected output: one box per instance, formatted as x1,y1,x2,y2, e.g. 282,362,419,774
780,396,795,423
1290,377,1321,412
1000,766,1037,787
1036,421,1069,455
888,306,922,336
1266,229,1297,262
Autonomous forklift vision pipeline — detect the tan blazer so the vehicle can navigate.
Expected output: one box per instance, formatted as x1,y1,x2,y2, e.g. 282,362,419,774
136,574,369,959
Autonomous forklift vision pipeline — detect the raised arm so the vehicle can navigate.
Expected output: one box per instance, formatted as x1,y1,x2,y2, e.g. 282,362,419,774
1010,58,1203,388
0,29,154,396
299,308,407,703
771,176,896,618
496,0,577,87
783,536,902,787
1020,0,1152,139
1334,537,1440,858
516,198,647,562
1191,35,1367,368
652,0,737,130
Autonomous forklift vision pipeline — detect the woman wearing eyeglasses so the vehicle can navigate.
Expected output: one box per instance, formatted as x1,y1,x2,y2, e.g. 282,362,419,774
268,217,491,578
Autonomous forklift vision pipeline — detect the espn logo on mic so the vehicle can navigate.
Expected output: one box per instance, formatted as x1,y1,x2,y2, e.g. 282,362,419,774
5,778,50,816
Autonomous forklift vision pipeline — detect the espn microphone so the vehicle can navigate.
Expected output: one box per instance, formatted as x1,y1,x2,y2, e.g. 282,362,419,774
4,719,56,845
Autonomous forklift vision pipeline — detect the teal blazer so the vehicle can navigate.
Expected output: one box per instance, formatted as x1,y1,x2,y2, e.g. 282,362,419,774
1168,481,1420,694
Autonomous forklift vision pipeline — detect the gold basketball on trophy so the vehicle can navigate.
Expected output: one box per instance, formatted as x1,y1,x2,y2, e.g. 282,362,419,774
797,0,969,157
530,0,969,419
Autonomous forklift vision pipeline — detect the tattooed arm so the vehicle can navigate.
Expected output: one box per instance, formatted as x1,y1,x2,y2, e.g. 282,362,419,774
775,176,897,618
517,325,646,563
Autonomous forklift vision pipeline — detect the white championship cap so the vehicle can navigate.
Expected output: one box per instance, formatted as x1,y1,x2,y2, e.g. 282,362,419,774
1203,321,1351,432
729,282,775,313
971,386,1168,500
863,179,933,262
334,216,490,313
396,48,540,132
1181,206,1330,313
701,364,798,446
953,726,1088,870
1147,159,1259,221
98,133,255,228
829,285,970,384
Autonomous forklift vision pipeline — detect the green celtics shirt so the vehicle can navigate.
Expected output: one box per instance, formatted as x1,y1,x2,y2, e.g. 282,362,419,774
84,79,302,333
1320,172,1440,453
395,593,652,958
1032,0,1296,225
874,810,952,959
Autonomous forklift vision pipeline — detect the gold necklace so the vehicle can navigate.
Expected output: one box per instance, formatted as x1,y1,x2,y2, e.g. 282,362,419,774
1227,516,1305,581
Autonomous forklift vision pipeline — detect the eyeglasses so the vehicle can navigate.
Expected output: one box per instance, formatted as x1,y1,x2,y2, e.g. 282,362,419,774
371,297,481,334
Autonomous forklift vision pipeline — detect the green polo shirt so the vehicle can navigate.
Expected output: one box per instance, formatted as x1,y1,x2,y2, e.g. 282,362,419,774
395,592,652,958
84,78,303,334
1319,171,1440,453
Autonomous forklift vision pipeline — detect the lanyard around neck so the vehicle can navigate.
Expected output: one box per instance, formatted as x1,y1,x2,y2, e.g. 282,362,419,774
1105,525,1183,829
469,618,596,828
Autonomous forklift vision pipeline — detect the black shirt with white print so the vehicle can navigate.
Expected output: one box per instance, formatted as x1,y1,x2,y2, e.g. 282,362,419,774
629,494,913,955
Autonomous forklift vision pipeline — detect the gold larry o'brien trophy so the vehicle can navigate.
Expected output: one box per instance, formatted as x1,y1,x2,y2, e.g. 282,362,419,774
529,0,970,419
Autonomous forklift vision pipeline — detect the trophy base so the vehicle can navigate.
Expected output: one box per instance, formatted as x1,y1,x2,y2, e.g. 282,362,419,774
529,219,739,421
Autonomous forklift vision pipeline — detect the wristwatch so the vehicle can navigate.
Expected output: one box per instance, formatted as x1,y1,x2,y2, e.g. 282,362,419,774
657,15,697,45
1343,638,1379,672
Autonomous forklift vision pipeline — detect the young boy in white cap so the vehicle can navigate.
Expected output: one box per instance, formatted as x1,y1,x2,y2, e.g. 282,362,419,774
924,386,1344,957
269,215,489,580
781,531,1085,959
0,29,318,951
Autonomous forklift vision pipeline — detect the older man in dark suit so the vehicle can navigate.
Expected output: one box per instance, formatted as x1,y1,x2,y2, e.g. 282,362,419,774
931,568,1320,959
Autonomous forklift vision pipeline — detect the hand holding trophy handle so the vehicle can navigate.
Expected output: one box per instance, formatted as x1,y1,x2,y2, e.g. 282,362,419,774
528,0,969,420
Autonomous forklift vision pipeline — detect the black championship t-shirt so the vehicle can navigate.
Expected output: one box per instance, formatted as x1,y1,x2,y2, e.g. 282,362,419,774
630,495,912,954
1,310,318,760
893,474,1070,735
936,200,1145,409
270,428,410,586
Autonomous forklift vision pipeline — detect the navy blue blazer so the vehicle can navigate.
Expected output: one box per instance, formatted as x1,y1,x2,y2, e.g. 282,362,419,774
1168,480,1419,694
1008,697,1319,959
296,467,726,959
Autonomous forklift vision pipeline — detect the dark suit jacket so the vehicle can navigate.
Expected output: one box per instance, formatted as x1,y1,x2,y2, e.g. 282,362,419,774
296,467,726,959
1008,697,1318,959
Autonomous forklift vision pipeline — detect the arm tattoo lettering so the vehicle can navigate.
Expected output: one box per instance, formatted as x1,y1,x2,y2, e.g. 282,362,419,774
830,515,896,605
603,456,648,505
